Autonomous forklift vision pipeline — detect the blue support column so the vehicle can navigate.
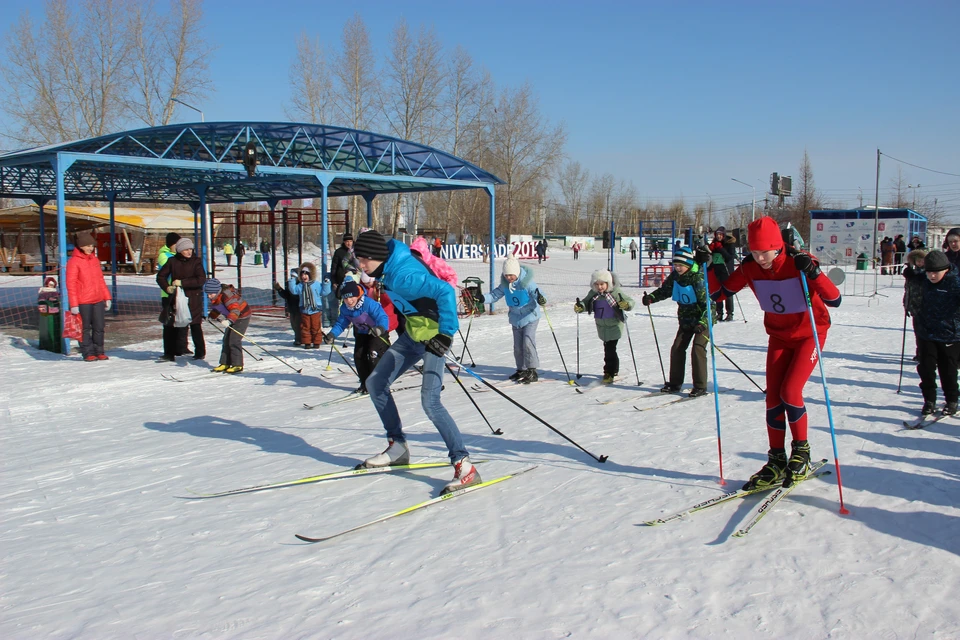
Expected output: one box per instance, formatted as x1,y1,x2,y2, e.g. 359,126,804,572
487,184,496,313
198,187,208,276
54,154,73,355
364,193,374,227
315,174,333,280
108,193,118,314
35,197,49,275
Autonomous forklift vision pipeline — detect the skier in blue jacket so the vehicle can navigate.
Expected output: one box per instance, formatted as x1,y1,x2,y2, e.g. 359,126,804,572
351,229,479,495
483,255,544,383
323,280,390,394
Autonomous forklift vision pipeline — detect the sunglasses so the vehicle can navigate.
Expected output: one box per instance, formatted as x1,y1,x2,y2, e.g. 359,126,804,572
301,270,310,274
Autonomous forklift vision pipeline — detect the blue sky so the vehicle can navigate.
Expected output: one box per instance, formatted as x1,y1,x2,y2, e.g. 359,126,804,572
1,0,958,216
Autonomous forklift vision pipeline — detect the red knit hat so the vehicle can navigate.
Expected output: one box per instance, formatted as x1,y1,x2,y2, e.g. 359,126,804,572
747,216,784,252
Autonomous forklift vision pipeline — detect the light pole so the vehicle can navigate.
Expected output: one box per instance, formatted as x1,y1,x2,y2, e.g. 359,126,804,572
169,97,204,122
731,178,756,221
908,184,920,210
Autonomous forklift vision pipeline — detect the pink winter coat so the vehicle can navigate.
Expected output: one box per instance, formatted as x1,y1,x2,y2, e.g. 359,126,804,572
66,248,110,306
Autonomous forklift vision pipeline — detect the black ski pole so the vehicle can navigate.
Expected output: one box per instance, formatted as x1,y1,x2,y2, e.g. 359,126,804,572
330,342,359,378
442,351,608,463
458,305,476,366
897,309,908,394
706,337,765,394
575,298,582,379
445,363,503,435
646,300,667,385
325,341,335,371
616,294,641,386
734,294,747,323
538,291,574,386
218,322,302,373
206,319,262,361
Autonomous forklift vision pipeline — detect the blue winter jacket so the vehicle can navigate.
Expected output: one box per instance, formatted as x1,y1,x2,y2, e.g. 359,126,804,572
915,264,960,342
329,295,389,339
380,239,459,341
483,266,542,328
288,276,332,315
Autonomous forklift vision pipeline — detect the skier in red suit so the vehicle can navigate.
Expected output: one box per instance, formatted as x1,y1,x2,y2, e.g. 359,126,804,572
713,216,841,490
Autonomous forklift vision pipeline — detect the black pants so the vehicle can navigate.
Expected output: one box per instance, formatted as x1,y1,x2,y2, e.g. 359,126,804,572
631,250,637,260
713,267,735,317
603,339,619,376
219,317,249,367
669,327,708,389
78,301,105,358
161,297,179,357
177,323,205,358
288,308,302,344
355,332,389,389
917,337,960,403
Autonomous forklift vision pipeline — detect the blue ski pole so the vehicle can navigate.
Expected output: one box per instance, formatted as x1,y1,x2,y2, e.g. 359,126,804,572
800,272,850,514
703,265,725,484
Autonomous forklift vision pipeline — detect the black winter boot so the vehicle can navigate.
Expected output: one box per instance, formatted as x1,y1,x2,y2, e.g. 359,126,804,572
742,448,787,491
509,370,524,382
921,401,937,416
943,401,957,416
519,368,538,384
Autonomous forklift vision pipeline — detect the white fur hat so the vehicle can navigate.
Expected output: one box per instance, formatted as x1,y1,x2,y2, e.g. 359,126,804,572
503,256,521,278
591,269,613,287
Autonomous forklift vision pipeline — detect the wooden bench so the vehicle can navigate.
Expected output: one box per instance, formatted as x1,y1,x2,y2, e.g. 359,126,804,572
140,236,165,273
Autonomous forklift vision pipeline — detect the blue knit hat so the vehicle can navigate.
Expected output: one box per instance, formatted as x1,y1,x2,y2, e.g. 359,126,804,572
673,247,695,267
203,278,222,295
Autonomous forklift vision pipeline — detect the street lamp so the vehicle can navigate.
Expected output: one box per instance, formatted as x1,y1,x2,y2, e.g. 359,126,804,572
169,97,204,122
907,184,920,209
731,178,756,221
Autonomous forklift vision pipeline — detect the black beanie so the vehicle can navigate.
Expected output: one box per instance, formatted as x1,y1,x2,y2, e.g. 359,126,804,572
925,250,950,272
353,230,389,261
166,232,181,247
339,281,362,298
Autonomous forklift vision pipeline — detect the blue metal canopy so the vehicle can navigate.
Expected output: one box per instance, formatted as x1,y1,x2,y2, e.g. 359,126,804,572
0,121,502,203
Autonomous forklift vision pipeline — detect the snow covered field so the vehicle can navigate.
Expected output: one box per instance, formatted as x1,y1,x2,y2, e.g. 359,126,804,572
2,248,959,639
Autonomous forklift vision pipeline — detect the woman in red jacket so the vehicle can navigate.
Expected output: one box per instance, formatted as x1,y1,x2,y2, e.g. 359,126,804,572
715,216,841,489
66,230,112,361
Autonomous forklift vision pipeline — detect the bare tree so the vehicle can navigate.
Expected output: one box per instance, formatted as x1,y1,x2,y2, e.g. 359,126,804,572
285,31,332,124
884,166,912,209
331,13,379,132
380,19,445,236
487,82,566,239
127,0,214,126
557,161,590,235
786,149,823,238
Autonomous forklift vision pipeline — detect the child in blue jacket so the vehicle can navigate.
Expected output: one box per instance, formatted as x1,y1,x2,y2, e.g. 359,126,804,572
288,262,332,348
483,255,544,383
324,280,390,393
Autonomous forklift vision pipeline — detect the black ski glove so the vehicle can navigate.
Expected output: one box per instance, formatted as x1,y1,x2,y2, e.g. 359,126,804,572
793,252,821,280
536,290,547,306
641,293,652,306
424,334,452,357
695,248,711,265
323,332,336,345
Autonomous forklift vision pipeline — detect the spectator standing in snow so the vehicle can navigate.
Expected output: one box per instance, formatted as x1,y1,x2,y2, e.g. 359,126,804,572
66,230,112,361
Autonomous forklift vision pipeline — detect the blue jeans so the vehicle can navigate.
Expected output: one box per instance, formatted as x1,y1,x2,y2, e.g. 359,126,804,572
366,332,469,462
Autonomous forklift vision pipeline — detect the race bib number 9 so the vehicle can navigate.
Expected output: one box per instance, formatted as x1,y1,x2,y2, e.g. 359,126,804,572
753,278,807,314
505,288,530,307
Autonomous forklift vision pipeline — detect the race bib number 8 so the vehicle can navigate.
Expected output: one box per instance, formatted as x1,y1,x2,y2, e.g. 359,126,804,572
753,278,807,314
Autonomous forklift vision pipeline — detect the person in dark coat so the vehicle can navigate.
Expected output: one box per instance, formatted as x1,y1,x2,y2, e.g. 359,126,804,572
707,227,736,321
234,241,246,266
905,249,960,416
907,235,926,251
156,237,207,360
893,234,907,274
331,233,357,296
942,227,960,268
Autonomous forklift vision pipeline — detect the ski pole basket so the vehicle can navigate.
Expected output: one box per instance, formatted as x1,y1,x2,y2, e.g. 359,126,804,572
461,277,485,314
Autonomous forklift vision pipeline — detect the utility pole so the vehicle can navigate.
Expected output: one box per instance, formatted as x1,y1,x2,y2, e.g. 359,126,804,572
731,178,756,221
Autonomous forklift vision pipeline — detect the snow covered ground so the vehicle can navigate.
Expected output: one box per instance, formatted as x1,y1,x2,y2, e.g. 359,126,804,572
2,248,959,639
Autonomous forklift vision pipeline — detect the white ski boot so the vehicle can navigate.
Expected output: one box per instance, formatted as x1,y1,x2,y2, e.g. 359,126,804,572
359,439,410,469
441,457,482,495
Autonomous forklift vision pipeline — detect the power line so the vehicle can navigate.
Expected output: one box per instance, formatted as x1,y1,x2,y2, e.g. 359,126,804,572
880,152,960,178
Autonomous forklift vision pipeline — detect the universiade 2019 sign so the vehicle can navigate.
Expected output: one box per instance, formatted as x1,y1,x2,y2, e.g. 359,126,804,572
440,241,542,261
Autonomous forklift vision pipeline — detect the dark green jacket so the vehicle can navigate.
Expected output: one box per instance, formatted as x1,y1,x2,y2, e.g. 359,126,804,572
647,263,708,331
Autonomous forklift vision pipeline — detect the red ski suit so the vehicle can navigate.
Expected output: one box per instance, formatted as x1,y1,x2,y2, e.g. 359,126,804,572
718,250,841,447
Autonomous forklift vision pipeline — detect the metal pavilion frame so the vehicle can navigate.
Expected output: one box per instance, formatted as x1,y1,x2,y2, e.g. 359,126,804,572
0,122,504,354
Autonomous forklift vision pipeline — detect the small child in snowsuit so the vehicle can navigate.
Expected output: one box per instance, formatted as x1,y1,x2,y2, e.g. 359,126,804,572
904,249,960,416
642,247,709,397
288,262,331,348
483,255,544,383
574,269,635,384
274,268,303,346
205,278,252,374
324,280,390,394
902,248,928,361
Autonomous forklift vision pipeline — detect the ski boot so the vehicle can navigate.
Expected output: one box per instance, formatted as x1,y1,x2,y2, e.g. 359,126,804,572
359,439,410,469
225,365,243,374
725,313,734,322
742,448,787,491
441,457,481,495
943,401,958,416
660,383,681,393
602,374,616,385
509,370,524,382
519,368,538,384
212,364,228,373
688,387,707,398
921,401,937,416
783,440,811,487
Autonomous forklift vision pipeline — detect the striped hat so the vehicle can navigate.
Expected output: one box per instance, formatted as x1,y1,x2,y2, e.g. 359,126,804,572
203,278,222,295
673,247,695,267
